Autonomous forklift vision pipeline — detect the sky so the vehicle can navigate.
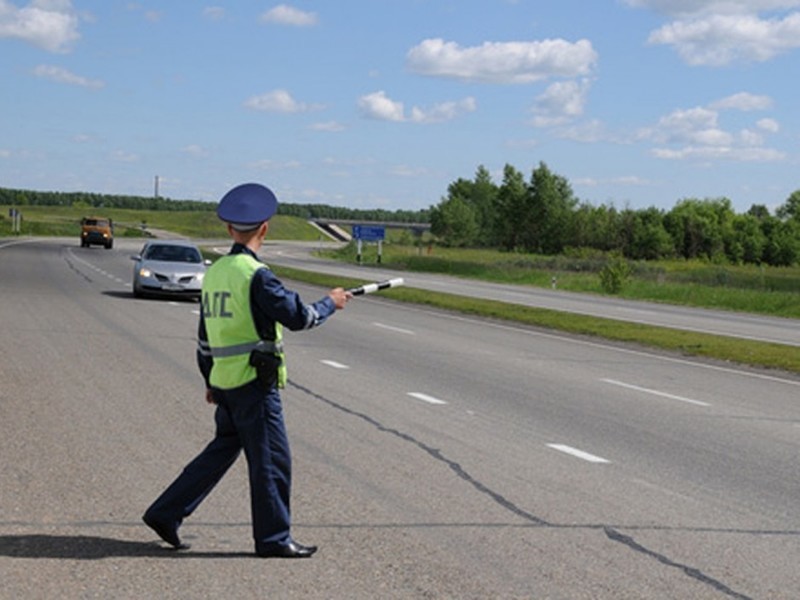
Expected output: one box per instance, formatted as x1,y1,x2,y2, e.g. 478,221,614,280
1,1,799,215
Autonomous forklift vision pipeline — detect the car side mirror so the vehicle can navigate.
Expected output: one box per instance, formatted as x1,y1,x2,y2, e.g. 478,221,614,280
204,259,212,266
131,255,142,261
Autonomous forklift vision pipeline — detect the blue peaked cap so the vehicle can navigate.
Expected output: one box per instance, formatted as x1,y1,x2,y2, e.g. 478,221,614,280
216,183,278,227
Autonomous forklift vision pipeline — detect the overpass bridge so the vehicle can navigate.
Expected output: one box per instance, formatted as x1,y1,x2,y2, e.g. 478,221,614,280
309,218,431,242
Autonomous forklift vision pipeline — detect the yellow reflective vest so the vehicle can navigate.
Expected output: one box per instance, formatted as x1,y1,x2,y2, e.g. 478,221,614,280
202,253,286,390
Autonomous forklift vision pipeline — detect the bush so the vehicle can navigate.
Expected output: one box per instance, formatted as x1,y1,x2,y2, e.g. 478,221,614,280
599,255,633,294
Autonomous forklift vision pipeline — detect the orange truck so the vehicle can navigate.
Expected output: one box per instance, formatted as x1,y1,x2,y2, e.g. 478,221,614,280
80,216,114,249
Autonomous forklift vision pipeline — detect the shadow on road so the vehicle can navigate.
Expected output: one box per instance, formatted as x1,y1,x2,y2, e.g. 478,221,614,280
101,290,200,303
0,534,249,559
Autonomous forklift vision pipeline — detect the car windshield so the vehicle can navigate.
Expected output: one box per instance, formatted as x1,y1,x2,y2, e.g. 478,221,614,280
85,219,109,227
145,245,202,263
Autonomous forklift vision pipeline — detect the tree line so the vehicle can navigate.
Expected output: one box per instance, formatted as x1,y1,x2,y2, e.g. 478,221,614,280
4,175,799,267
278,202,429,223
0,187,430,223
429,164,800,267
0,187,216,212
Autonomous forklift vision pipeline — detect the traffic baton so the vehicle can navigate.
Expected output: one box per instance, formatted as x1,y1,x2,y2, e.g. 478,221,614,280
348,277,404,296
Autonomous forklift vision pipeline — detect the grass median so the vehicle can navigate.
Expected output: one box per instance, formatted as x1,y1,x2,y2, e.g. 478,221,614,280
271,264,800,375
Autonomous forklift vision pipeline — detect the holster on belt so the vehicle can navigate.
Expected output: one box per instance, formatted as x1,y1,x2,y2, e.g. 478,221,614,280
249,350,281,390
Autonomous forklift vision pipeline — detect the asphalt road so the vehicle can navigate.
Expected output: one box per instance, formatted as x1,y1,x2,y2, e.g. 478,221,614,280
2,237,800,599
261,240,800,348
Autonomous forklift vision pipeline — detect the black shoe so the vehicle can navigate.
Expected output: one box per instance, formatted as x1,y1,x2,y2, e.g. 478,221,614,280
142,513,190,550
256,540,317,558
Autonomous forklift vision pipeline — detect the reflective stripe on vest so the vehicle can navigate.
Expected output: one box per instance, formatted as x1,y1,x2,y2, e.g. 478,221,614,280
202,253,286,390
209,339,284,358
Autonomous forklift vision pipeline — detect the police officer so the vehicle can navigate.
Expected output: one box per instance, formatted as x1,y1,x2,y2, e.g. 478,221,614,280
143,182,351,558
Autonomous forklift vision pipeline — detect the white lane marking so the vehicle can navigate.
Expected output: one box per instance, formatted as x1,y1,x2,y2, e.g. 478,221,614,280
407,392,447,405
190,309,201,315
547,444,611,464
601,378,711,407
372,322,415,335
393,303,800,388
321,360,350,369
66,248,131,287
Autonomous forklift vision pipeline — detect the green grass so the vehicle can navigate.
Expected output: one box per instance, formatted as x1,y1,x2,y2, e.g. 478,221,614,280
0,205,322,240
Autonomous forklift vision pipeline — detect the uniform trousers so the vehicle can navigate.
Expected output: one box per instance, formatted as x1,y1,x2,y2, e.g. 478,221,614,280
144,380,292,549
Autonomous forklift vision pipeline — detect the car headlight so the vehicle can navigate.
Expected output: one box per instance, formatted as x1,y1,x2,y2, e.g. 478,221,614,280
196,272,205,282
139,267,152,278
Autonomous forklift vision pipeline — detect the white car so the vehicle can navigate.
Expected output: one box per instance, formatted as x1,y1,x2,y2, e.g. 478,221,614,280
131,240,210,300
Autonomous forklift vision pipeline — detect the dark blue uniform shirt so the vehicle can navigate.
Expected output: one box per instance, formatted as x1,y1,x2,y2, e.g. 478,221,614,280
197,243,336,387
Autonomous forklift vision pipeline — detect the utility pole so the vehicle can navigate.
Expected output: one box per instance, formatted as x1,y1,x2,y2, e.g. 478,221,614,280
154,175,160,198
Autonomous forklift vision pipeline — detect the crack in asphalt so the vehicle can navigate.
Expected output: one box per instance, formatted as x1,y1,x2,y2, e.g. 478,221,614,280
289,379,754,600
62,248,94,283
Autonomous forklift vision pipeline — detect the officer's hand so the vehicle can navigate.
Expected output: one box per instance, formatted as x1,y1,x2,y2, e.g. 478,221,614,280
205,389,218,405
328,287,353,310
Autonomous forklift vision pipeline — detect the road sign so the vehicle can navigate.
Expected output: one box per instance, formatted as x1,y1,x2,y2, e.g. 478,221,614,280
352,224,385,241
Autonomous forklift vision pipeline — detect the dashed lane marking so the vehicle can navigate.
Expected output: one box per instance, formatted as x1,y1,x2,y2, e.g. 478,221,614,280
601,378,711,407
321,360,350,369
547,444,611,464
372,322,415,335
407,392,447,405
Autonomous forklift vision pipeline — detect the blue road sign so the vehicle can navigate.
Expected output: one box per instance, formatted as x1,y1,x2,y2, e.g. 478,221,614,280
353,224,385,241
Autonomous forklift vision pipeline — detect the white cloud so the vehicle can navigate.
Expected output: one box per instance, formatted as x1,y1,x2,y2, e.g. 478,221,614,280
709,92,773,110
739,128,765,146
0,0,80,53
260,4,317,27
642,100,785,162
358,91,476,123
613,175,654,186
409,97,477,123
244,89,322,113
406,37,597,83
644,106,720,144
32,64,103,88
648,12,800,65
358,91,404,121
531,79,592,127
555,119,624,143
652,145,785,161
756,117,779,132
